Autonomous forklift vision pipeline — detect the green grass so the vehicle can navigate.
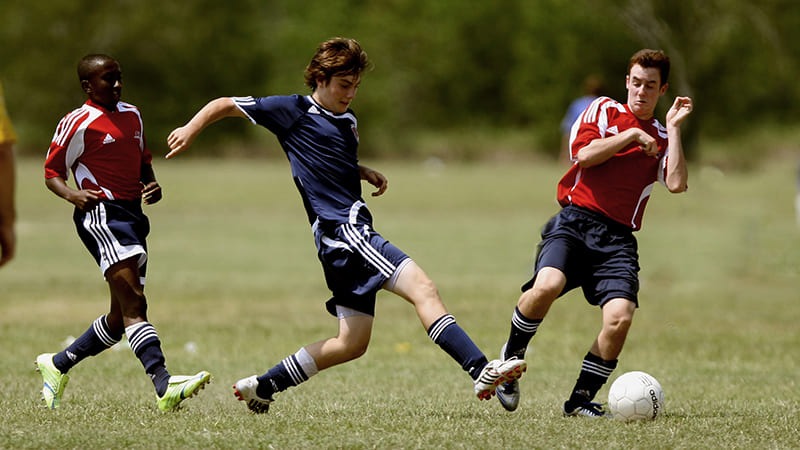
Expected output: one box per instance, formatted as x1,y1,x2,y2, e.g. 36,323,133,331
1,157,798,449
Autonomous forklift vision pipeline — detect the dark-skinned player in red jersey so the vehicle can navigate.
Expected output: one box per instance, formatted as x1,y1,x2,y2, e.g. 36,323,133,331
37,54,210,411
495,49,693,417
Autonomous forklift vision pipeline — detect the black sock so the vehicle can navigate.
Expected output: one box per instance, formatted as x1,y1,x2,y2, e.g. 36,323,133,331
53,315,122,373
503,307,541,360
126,322,170,396
565,352,617,409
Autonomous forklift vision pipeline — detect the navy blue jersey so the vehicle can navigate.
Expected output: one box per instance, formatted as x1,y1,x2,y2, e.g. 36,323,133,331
234,95,371,228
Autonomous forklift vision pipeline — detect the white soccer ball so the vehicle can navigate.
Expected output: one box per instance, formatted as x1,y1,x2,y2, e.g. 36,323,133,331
607,371,665,421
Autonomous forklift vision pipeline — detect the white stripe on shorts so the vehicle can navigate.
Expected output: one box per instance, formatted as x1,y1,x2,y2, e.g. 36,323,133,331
82,203,147,278
340,223,395,278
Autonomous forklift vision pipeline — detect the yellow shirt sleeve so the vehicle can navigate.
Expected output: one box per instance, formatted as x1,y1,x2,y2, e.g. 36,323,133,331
0,82,18,145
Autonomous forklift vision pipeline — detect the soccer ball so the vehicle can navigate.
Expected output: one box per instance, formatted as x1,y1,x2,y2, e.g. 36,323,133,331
607,371,665,421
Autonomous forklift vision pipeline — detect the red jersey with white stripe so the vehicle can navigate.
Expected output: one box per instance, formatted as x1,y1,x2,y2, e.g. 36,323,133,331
44,99,153,201
558,96,668,230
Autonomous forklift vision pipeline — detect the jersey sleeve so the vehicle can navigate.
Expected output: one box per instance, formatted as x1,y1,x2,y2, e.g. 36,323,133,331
44,108,90,180
233,95,305,136
568,96,619,161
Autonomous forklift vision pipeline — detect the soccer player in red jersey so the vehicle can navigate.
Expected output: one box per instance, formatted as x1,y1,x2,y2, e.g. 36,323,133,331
37,54,210,411
496,49,693,416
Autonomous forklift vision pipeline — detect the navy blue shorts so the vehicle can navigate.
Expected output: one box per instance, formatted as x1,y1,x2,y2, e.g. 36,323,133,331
73,200,149,281
314,222,409,317
521,205,640,307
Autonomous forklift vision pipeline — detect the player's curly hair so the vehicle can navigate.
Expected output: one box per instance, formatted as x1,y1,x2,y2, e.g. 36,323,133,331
628,49,670,87
304,37,371,91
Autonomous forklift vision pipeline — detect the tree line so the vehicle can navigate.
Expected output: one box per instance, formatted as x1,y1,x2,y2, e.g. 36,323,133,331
2,0,797,161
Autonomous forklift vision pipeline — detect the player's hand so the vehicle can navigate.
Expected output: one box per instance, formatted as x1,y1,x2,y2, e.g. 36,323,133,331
142,181,162,205
632,129,659,158
166,126,194,159
666,96,693,128
360,165,388,197
71,189,104,212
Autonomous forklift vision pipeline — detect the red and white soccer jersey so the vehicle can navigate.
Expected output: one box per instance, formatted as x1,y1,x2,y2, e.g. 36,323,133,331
44,99,153,201
558,96,669,230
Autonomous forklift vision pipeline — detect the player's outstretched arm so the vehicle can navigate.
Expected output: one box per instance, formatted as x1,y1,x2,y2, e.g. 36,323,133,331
664,96,693,193
166,97,246,159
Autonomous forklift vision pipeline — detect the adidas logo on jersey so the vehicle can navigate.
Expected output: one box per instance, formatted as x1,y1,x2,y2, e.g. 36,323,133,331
103,133,116,144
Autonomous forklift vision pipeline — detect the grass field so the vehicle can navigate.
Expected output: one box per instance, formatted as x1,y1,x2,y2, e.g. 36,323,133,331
1,157,798,449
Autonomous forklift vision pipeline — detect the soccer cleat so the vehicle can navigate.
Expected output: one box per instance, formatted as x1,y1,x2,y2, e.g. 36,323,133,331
563,401,607,418
496,379,521,412
156,371,212,411
35,353,70,409
233,375,273,414
495,344,521,411
474,357,527,401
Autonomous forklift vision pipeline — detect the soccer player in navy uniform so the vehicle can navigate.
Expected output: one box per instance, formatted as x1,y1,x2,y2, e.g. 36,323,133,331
166,37,526,413
496,49,693,416
37,54,211,411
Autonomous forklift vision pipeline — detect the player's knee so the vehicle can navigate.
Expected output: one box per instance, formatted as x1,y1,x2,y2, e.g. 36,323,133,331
605,312,633,334
339,339,369,362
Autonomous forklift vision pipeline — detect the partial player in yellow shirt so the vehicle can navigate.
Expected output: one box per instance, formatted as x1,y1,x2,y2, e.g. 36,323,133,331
0,81,17,267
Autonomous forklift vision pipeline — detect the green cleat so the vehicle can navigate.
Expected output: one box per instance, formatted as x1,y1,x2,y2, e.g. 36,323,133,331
156,371,212,411
35,353,69,409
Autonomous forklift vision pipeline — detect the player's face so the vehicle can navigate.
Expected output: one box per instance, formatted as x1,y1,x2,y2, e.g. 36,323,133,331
626,64,667,120
314,74,360,114
83,60,122,110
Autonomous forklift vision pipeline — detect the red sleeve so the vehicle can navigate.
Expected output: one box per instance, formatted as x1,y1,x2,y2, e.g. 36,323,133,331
44,108,90,180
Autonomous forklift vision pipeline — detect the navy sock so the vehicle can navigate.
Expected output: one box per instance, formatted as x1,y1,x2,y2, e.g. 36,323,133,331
126,322,170,396
256,353,311,399
53,315,122,373
565,352,617,408
503,307,541,360
427,314,488,380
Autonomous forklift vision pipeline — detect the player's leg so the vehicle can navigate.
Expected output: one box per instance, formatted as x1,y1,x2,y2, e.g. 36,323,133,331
493,266,565,411
503,267,566,361
105,257,170,390
563,298,635,417
107,257,211,411
385,260,526,400
234,310,373,413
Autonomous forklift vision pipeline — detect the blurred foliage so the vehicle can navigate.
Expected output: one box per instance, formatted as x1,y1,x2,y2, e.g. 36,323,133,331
1,0,797,161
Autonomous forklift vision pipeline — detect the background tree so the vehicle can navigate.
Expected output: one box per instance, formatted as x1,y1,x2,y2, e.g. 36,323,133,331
1,0,797,164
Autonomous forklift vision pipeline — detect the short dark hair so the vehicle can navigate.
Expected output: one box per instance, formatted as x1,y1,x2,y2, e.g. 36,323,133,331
304,38,370,91
628,49,670,86
77,54,117,82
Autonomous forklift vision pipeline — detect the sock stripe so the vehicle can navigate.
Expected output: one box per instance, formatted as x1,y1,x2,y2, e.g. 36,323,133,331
581,360,615,378
281,355,308,386
126,322,159,355
92,316,120,348
427,314,456,343
511,308,540,333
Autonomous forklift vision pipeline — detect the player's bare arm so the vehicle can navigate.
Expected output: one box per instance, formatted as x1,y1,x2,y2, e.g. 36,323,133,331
0,143,15,266
663,96,693,193
359,164,388,197
45,176,103,212
140,163,162,205
576,128,656,168
166,97,246,159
